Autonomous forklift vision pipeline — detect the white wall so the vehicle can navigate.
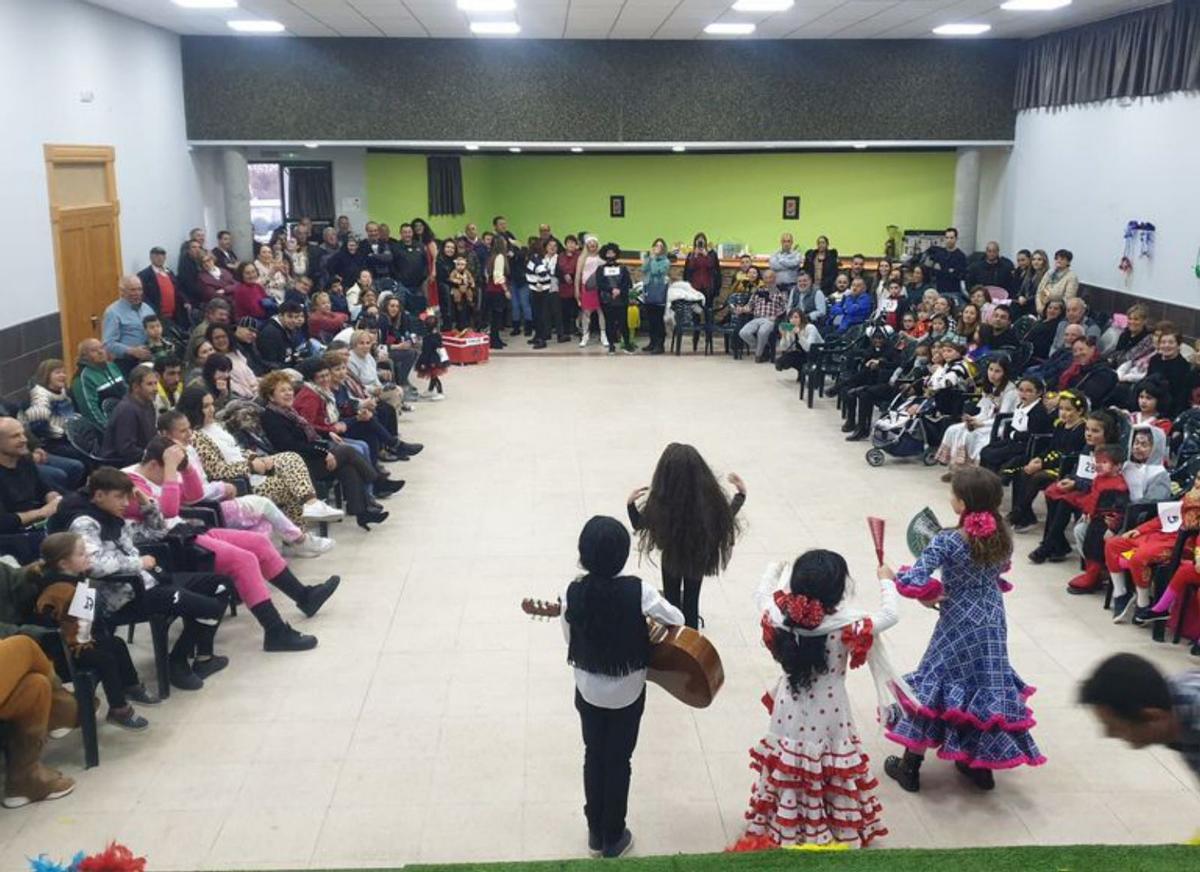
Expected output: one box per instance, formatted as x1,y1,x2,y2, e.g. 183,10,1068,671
976,147,1014,252
1007,93,1200,305
0,0,201,328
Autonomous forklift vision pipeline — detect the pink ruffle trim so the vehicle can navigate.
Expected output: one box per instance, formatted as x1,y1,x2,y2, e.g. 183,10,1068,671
895,686,1039,733
893,566,945,601
885,731,1047,770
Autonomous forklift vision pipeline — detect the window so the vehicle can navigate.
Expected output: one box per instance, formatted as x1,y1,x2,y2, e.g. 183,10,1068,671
247,161,334,243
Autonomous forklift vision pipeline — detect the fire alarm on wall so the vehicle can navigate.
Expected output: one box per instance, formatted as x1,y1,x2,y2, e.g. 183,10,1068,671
79,91,94,103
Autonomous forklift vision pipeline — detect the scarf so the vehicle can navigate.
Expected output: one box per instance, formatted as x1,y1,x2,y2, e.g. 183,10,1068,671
269,400,319,443
757,562,914,727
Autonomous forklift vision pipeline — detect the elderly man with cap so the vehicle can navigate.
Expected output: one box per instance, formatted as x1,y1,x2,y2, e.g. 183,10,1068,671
102,274,156,374
137,246,182,324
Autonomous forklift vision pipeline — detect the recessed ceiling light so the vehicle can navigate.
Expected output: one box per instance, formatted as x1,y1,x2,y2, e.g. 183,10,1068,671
731,0,793,11
302,142,319,149
470,21,520,35
457,0,516,11
932,23,992,36
704,23,755,35
227,19,285,33
508,147,522,153
173,0,237,8
1001,0,1071,10
671,145,686,153
570,147,584,153
465,144,480,151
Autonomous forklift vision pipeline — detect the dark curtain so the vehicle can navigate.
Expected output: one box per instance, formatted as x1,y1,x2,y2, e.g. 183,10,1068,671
1014,0,1200,110
427,155,464,216
285,165,334,219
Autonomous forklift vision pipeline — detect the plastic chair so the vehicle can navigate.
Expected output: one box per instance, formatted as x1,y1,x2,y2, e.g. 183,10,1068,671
65,417,123,467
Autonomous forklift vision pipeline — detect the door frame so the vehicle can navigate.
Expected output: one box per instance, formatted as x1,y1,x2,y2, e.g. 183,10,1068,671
43,144,122,371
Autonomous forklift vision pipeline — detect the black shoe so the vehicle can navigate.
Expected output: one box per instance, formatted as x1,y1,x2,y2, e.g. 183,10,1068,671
300,576,341,618
1190,642,1200,657
509,326,522,337
125,683,161,705
168,660,204,692
374,478,406,496
650,347,665,355
1045,548,1071,563
524,326,533,337
755,355,769,364
841,420,857,433
356,509,390,530
845,430,868,442
1012,517,1039,534
263,623,318,652
400,442,424,457
191,655,230,680
602,829,634,859
557,336,571,343
532,341,546,349
884,754,921,793
490,339,504,349
1111,593,1135,623
587,830,602,859
378,450,403,463
1133,606,1169,626
955,761,996,790
1028,545,1051,564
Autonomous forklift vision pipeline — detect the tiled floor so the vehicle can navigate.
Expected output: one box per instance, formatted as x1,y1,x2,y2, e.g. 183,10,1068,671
7,351,1200,869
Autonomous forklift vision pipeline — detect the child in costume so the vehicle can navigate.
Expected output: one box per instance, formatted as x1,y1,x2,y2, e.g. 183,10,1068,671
30,532,159,732
1107,468,1200,626
1007,389,1088,532
1050,443,1130,593
415,308,448,402
979,376,1052,475
882,467,1045,792
734,549,904,849
627,443,745,629
595,242,634,354
448,254,477,331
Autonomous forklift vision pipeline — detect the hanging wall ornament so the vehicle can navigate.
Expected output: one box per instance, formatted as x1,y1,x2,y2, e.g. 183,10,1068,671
1119,220,1136,277
1137,221,1156,260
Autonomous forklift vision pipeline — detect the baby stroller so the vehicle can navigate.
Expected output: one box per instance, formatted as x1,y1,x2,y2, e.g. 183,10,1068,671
865,395,941,467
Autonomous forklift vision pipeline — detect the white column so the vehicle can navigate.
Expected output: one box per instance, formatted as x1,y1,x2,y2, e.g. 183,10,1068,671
221,147,252,263
953,147,982,256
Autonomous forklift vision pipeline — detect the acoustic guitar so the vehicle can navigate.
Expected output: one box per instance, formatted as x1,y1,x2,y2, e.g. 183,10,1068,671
520,597,725,709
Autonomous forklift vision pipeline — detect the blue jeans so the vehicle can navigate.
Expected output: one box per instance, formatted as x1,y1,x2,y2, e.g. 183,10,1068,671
510,284,532,324
38,454,86,491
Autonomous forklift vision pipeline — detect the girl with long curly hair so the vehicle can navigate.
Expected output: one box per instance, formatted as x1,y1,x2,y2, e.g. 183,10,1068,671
626,443,746,629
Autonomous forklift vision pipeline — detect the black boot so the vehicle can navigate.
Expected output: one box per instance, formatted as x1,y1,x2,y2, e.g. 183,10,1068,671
884,751,923,793
955,761,996,790
845,429,869,442
356,508,389,530
269,569,340,618
510,324,522,336
374,478,406,497
251,600,318,652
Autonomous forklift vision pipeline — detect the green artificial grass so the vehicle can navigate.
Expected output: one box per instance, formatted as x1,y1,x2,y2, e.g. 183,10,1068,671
390,844,1195,872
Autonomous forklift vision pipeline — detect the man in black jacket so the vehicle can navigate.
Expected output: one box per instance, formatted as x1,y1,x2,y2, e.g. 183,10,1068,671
101,364,158,465
0,417,59,535
394,223,428,294
176,238,205,314
256,302,309,371
967,241,1015,292
362,222,396,281
924,227,969,304
212,230,238,271
977,305,1020,352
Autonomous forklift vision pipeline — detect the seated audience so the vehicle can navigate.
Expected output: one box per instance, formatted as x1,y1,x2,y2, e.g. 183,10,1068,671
72,339,127,427
966,241,1014,291
308,292,348,344
197,251,236,302
736,273,788,363
1007,390,1088,532
206,323,259,400
1036,248,1080,313
1051,298,1101,355
101,364,158,465
153,356,184,413
1146,323,1191,416
1058,337,1118,407
1025,298,1064,362
21,359,82,464
829,276,872,333
256,302,309,371
773,309,823,380
231,261,273,321
102,275,156,374
0,417,61,535
979,376,1051,473
935,355,1018,476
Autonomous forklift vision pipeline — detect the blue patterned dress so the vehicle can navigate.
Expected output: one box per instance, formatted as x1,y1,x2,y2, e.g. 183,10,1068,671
887,530,1045,770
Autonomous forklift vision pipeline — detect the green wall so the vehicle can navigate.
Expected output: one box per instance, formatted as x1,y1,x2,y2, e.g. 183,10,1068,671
365,151,956,255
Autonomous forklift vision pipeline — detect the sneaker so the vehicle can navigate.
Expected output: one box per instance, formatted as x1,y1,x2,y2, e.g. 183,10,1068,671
264,623,318,652
427,392,445,402
587,831,602,859
299,575,341,618
2,770,75,808
302,500,344,523
192,655,230,680
168,660,204,692
105,707,149,732
283,536,323,558
578,333,591,348
602,829,634,859
125,684,160,705
1111,593,1136,623
1133,606,1169,626
622,346,636,355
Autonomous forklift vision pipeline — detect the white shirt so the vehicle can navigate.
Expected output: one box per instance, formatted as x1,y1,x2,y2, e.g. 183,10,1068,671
560,578,685,709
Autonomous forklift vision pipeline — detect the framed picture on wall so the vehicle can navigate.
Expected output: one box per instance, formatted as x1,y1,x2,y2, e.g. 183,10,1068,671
782,195,800,220
610,195,625,218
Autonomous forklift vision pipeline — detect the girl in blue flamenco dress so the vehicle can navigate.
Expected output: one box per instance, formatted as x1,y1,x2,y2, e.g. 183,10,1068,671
879,466,1045,792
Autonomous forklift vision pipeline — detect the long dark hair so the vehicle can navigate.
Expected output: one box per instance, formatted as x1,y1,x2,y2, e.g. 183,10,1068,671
770,550,848,693
176,385,210,430
952,467,1012,566
635,443,739,578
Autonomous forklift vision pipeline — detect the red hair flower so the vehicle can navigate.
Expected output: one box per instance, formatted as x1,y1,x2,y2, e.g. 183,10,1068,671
962,511,997,538
773,590,826,629
841,618,875,669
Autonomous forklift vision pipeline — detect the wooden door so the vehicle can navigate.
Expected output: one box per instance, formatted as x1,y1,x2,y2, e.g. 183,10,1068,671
44,145,122,372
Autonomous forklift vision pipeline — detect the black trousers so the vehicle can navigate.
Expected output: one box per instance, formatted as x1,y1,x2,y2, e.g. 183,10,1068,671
486,293,507,343
603,303,630,349
73,635,140,709
643,304,666,350
388,348,418,386
560,297,579,336
846,383,898,432
775,348,807,374
531,292,551,342
1010,470,1054,525
106,572,229,662
329,443,378,516
663,570,702,629
980,439,1028,474
345,417,393,462
452,300,473,331
1039,496,1076,553
576,688,645,848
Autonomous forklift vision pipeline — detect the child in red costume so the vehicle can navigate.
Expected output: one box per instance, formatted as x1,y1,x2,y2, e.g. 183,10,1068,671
1106,471,1200,622
1053,444,1129,594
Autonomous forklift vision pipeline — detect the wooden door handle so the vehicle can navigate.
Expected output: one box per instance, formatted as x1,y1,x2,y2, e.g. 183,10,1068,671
90,315,99,328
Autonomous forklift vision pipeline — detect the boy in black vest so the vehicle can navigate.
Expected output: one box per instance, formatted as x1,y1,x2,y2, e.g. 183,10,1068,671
561,516,684,858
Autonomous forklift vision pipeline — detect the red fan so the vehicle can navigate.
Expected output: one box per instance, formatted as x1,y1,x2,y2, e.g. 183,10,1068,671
867,517,886,566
